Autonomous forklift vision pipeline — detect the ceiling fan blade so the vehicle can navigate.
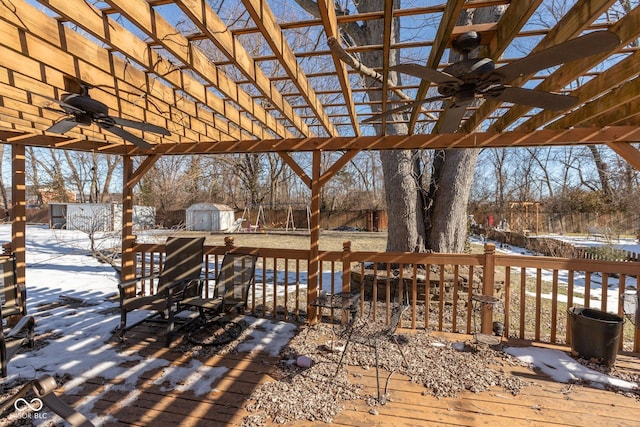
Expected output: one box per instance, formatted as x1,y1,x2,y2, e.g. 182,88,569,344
492,31,621,83
488,86,578,110
39,95,85,115
362,95,448,123
111,117,171,135
47,118,79,134
438,100,472,134
97,123,153,149
391,64,462,85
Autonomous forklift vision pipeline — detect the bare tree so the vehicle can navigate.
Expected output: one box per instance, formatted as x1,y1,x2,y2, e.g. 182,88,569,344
137,156,204,223
296,1,505,252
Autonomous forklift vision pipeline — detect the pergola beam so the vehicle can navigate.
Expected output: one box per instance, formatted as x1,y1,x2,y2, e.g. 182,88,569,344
5,126,640,155
520,49,640,131
21,0,241,143
380,0,395,132
173,0,314,138
127,155,161,188
408,0,466,133
0,1,638,163
102,0,292,139
606,142,640,170
279,152,312,189
548,77,640,130
490,0,633,132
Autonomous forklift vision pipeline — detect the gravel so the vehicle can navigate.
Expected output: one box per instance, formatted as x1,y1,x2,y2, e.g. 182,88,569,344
242,319,532,426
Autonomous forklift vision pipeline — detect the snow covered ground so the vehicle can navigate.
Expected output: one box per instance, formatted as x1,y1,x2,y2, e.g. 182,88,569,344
474,234,640,313
1,224,637,424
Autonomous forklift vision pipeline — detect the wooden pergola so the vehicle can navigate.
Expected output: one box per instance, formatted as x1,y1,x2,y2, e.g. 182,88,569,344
2,0,640,318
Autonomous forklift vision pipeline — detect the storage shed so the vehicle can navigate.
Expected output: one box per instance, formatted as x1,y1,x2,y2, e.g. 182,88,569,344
49,203,155,232
186,203,235,231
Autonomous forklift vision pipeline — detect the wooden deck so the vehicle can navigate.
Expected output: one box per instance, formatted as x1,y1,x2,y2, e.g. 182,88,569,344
52,324,640,427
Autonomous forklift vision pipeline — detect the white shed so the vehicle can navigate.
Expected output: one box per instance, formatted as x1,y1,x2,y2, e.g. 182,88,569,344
186,203,235,231
49,203,156,232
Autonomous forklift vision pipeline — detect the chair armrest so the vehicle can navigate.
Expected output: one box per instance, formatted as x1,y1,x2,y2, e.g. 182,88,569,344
166,278,204,300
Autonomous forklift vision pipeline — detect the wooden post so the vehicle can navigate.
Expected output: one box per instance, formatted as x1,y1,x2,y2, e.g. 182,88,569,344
482,243,496,334
11,144,26,322
307,150,321,325
120,155,136,296
341,241,351,324
341,241,351,293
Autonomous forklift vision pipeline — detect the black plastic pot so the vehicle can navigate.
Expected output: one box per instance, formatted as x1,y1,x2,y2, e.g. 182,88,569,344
568,307,624,367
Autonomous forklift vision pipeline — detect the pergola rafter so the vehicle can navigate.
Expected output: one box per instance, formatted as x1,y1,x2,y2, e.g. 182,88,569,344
490,0,640,132
1,0,638,152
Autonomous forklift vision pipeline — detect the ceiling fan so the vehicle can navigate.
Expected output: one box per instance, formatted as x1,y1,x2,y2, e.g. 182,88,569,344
43,81,170,149
364,30,621,133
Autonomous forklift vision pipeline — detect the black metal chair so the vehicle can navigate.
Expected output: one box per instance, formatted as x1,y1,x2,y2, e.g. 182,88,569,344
118,237,205,346
335,297,409,404
182,252,258,346
1,301,34,378
1,254,27,320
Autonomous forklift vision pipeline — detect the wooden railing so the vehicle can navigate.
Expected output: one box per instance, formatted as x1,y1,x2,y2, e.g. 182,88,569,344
130,239,640,352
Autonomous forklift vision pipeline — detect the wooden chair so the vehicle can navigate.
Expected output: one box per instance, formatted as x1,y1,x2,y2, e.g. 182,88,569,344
182,252,258,321
0,254,27,320
118,237,205,346
1,301,35,377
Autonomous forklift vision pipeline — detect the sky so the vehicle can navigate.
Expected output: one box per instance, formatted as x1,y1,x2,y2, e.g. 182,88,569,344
0,224,637,424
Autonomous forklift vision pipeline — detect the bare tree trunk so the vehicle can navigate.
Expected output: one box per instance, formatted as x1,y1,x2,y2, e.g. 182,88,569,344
427,149,478,252
100,155,119,202
380,149,426,251
588,146,613,200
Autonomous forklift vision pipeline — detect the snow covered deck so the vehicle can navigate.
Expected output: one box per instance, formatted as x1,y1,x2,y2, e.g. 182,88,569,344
33,326,640,426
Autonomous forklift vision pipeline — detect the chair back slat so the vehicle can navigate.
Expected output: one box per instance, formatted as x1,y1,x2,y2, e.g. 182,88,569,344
158,237,205,291
214,253,258,306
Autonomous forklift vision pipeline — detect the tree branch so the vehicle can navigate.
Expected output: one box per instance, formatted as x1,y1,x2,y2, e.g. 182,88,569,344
327,37,436,120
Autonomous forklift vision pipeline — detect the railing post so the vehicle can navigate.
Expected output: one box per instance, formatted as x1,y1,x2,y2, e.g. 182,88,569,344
342,241,351,293
341,241,351,324
482,243,496,335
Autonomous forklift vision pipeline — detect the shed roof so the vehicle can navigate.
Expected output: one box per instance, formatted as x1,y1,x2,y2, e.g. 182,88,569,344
187,203,234,212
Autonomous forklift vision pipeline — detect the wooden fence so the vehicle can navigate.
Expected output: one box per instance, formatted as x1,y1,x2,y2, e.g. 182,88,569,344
131,239,640,352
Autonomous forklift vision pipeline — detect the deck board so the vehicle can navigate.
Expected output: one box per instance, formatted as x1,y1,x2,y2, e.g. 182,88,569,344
48,323,640,426
269,362,639,427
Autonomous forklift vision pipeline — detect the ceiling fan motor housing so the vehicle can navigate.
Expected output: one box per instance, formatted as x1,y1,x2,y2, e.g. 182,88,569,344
62,94,109,118
75,113,93,126
451,31,482,55
438,57,495,96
